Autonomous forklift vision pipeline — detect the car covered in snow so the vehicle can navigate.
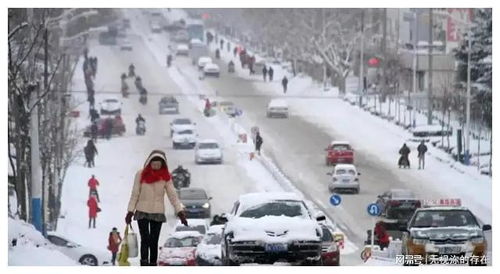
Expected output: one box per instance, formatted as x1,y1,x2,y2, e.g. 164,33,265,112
195,225,224,266
175,43,189,56
157,231,203,266
119,38,133,51
325,141,354,166
172,128,197,149
195,139,223,164
170,118,196,137
99,97,122,115
177,187,212,218
159,96,179,114
327,164,360,194
46,233,110,266
197,56,212,70
320,225,340,266
266,99,288,118
174,218,210,235
203,63,220,78
400,199,491,265
221,192,324,265
83,117,126,138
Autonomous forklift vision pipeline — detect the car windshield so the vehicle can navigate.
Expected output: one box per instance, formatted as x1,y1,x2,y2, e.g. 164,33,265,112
105,99,118,103
199,143,218,149
174,119,191,125
239,200,307,219
386,208,417,220
164,237,199,248
332,144,351,151
203,233,222,245
336,169,356,175
177,130,193,135
411,210,479,228
162,97,176,103
179,190,207,200
321,227,334,242
176,225,206,234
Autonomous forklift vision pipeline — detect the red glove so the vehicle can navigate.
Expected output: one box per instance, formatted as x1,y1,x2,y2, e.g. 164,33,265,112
177,211,188,226
125,211,134,224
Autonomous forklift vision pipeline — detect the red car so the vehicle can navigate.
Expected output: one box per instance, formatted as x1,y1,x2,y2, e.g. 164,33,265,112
320,225,340,266
157,231,203,266
325,141,354,166
83,117,126,138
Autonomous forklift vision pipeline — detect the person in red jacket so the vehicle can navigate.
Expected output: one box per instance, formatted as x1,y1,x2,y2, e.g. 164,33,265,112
374,221,390,250
107,227,122,265
87,194,99,229
88,175,100,202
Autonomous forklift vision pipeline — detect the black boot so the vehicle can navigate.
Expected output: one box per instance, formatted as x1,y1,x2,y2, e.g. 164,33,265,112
140,260,149,266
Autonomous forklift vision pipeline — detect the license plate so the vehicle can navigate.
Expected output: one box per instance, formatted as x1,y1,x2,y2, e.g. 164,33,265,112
439,246,461,254
342,179,351,183
265,243,288,253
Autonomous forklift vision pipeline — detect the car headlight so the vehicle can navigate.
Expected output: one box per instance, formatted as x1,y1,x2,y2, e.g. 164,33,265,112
470,237,484,244
327,244,338,252
412,238,428,245
202,203,210,209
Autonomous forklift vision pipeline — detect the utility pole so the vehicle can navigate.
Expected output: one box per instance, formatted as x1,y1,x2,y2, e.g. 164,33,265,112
427,8,433,125
381,8,387,114
359,10,365,106
464,27,472,165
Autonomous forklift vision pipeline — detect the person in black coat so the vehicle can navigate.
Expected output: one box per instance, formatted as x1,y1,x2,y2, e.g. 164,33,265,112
398,143,410,168
282,76,288,93
255,132,263,155
84,140,98,167
268,66,274,81
417,141,428,169
262,66,268,82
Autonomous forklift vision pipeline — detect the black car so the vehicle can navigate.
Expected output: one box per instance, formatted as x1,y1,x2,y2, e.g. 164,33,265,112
159,96,179,114
375,189,421,235
177,188,212,218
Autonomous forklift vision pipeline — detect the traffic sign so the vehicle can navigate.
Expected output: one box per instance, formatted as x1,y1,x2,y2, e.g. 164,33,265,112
330,194,342,206
367,203,381,216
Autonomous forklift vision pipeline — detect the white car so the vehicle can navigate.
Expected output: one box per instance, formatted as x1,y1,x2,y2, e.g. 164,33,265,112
221,192,324,265
151,23,162,33
176,44,189,56
197,56,212,70
174,218,210,235
157,231,203,266
189,38,203,48
195,225,224,266
327,164,360,194
195,139,223,164
203,63,220,78
99,97,122,115
46,233,111,266
172,129,197,149
170,118,196,137
267,98,288,118
119,39,133,51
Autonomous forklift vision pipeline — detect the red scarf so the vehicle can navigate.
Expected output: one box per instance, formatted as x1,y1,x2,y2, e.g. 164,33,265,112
140,165,171,184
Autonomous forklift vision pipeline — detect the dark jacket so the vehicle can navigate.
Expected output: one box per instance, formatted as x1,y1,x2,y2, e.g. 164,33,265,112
399,145,410,156
417,143,428,157
255,134,263,149
85,141,98,158
282,77,288,86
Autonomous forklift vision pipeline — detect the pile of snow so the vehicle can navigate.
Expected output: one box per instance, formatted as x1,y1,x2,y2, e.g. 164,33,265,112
8,218,77,266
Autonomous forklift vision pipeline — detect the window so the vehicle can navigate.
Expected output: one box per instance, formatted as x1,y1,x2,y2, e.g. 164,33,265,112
239,201,307,219
164,236,200,248
49,236,68,247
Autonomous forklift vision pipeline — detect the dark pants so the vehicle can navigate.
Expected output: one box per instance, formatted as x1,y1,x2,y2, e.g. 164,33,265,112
89,217,96,228
283,84,287,93
86,155,95,167
137,219,162,266
255,143,262,155
111,252,117,265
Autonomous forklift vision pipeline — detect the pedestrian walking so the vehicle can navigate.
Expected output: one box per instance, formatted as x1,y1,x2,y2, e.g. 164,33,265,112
220,39,224,50
417,141,428,169
87,193,99,229
281,76,288,93
262,66,268,81
398,143,411,168
268,66,274,81
84,140,98,168
255,131,263,155
88,174,100,202
89,107,100,123
108,227,122,265
125,150,188,266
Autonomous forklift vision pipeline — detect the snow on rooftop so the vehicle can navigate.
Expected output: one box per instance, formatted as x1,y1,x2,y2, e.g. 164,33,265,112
207,224,224,234
334,164,357,170
169,231,203,239
237,192,302,206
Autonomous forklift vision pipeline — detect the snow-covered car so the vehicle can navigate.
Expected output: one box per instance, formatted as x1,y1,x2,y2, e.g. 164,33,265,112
172,129,197,149
119,38,133,51
197,56,212,70
46,233,110,266
401,199,491,266
174,218,210,235
176,44,189,56
195,225,224,266
327,164,360,194
266,99,288,118
99,97,122,115
178,187,212,218
325,141,354,166
159,96,179,114
157,231,203,266
320,225,340,266
170,118,196,137
221,192,324,265
195,139,223,164
203,63,220,78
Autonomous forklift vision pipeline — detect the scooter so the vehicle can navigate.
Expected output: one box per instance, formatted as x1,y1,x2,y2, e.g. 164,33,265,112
172,171,190,189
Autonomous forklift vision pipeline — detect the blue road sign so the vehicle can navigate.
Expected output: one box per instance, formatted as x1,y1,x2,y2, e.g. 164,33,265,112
330,194,342,206
367,203,381,216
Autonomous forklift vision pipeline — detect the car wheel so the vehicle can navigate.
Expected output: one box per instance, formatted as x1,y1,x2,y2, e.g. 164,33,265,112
79,255,98,266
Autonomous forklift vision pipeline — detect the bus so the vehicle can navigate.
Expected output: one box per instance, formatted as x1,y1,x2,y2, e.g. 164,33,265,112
186,19,204,42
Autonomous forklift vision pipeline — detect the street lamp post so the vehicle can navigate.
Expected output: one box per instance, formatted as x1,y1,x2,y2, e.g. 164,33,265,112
464,28,472,165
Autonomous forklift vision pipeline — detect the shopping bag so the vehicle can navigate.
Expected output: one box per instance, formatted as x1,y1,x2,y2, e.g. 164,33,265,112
126,225,138,258
117,226,130,266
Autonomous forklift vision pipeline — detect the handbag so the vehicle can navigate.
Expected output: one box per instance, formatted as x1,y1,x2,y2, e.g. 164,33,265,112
97,207,102,213
117,226,130,266
126,225,138,258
